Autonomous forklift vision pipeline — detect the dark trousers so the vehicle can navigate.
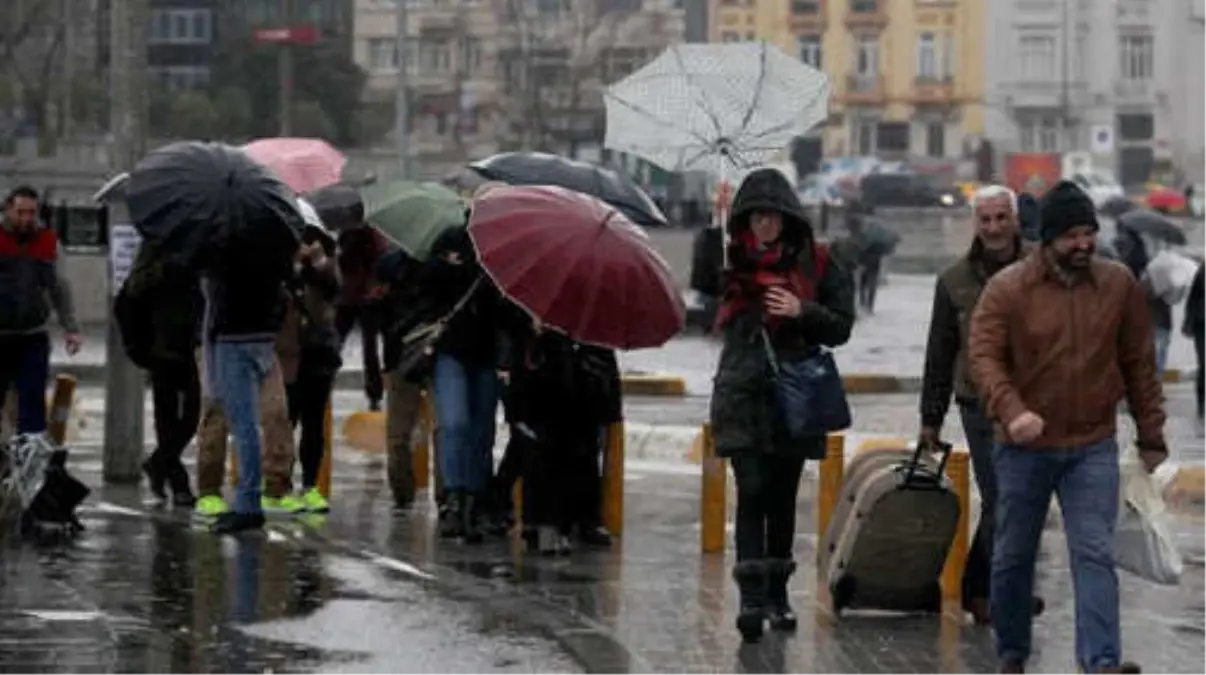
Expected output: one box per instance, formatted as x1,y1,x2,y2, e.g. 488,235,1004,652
149,361,201,470
858,260,881,312
1194,329,1204,418
523,428,600,533
0,332,51,434
959,401,998,602
286,373,334,489
335,304,383,406
730,453,808,561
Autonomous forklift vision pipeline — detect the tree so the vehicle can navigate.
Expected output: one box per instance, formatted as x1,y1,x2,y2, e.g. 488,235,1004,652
167,90,220,139
210,36,371,145
0,0,68,152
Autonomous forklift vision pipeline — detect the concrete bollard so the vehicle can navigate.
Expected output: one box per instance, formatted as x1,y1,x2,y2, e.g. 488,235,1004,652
317,403,334,499
816,434,846,550
700,423,726,554
602,421,625,536
941,449,971,603
46,374,77,446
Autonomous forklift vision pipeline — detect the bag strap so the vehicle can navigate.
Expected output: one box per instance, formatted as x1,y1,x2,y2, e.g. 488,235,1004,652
400,276,484,343
762,243,830,375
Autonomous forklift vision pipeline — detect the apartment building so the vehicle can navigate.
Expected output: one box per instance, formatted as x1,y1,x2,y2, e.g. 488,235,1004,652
354,0,686,169
984,0,1205,185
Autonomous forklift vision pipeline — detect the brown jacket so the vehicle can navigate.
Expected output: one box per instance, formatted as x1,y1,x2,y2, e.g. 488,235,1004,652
968,249,1166,449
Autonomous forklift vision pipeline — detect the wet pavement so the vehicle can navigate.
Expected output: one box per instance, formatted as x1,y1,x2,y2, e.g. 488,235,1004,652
4,388,1204,673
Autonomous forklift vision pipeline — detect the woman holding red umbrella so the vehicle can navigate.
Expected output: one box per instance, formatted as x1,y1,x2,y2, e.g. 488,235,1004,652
708,168,855,643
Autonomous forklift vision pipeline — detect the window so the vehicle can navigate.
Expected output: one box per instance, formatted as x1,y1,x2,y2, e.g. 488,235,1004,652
721,31,740,42
876,122,909,152
1117,113,1154,141
792,0,819,13
419,41,451,73
1018,34,1055,80
941,32,954,79
368,38,397,71
459,37,482,74
852,118,876,155
797,35,822,68
926,121,945,157
917,32,937,79
855,35,879,76
850,0,878,12
149,9,212,45
1019,114,1061,152
1119,33,1153,80
1073,29,1087,79
150,66,211,91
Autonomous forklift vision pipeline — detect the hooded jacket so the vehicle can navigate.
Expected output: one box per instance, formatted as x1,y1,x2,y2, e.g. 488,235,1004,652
707,168,856,459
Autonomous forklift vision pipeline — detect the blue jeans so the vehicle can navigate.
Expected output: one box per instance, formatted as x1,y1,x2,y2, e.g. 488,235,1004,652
992,438,1121,671
212,340,277,514
1154,328,1171,375
0,332,50,434
432,353,498,494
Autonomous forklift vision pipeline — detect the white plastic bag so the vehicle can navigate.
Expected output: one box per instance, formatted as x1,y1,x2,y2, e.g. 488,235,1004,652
1113,461,1183,585
1144,250,1199,305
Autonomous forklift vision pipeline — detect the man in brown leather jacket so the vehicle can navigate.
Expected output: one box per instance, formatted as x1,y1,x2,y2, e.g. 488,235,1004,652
969,180,1167,675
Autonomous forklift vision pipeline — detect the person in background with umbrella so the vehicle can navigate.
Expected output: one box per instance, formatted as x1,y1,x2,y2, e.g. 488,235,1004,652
278,224,342,513
202,223,303,534
708,168,855,643
335,222,389,412
114,245,202,507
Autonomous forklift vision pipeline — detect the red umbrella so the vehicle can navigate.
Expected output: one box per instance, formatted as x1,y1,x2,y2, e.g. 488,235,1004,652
241,138,346,194
468,185,685,350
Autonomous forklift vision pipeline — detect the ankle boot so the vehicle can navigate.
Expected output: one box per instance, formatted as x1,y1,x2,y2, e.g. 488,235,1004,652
732,560,767,643
167,461,196,508
461,492,483,544
439,491,465,539
765,559,798,631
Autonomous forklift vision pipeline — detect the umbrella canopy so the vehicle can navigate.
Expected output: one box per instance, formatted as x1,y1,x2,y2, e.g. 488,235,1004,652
124,141,302,265
305,183,364,231
361,180,467,260
603,41,831,174
468,152,669,228
468,185,684,350
241,137,347,194
1118,209,1187,245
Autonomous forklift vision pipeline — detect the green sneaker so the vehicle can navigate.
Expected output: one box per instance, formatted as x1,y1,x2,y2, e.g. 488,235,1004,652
194,495,230,519
262,494,306,515
300,488,330,513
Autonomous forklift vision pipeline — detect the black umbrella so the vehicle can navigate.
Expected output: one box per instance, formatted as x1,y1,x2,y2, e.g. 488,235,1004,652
124,141,302,266
468,152,669,228
1118,208,1187,245
1099,195,1137,218
305,183,364,231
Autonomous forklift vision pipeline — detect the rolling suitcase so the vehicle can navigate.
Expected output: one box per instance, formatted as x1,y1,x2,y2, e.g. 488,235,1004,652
820,442,960,616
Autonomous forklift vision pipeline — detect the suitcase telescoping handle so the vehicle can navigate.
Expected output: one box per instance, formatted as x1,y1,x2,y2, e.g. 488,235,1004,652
902,439,954,489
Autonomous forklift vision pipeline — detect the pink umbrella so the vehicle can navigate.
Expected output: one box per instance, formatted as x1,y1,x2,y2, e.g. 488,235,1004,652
241,138,347,194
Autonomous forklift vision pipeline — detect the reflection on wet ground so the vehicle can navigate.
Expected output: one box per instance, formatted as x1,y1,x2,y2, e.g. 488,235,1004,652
1,436,1203,673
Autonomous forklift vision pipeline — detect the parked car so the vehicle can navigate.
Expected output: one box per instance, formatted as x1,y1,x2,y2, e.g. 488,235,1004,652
858,172,965,209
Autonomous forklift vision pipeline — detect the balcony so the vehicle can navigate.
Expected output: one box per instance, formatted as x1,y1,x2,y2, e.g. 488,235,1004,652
912,76,955,104
845,1,889,29
417,9,458,34
843,74,885,104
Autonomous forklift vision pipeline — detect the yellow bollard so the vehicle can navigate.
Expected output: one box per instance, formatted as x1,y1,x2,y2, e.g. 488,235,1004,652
46,374,76,446
941,450,971,603
317,402,334,499
228,444,238,485
512,478,524,529
601,421,625,536
700,423,726,554
413,391,432,490
816,434,846,549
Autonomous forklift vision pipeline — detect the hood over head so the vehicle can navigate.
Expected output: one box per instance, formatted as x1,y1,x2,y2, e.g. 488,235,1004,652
726,167,813,252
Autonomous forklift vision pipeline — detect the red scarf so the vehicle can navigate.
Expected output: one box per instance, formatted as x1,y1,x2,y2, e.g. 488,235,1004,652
713,229,815,332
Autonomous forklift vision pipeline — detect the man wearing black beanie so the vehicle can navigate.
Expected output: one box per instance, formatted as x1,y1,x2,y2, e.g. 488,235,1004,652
967,179,1166,674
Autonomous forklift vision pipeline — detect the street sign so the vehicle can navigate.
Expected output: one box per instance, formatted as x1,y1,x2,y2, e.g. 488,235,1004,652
253,24,318,45
1090,124,1115,154
108,224,141,297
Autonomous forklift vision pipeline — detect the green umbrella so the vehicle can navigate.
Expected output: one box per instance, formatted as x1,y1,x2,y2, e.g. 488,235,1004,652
361,179,468,259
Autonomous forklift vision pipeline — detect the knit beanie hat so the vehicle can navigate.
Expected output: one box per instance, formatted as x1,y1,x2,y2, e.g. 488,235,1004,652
1039,180,1099,243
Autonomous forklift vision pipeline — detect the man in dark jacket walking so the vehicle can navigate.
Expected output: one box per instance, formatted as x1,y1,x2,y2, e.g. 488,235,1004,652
336,224,389,410
203,227,299,534
0,185,82,435
918,184,1042,625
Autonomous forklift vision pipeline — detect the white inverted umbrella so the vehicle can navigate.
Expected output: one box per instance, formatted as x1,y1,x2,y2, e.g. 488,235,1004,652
602,41,831,178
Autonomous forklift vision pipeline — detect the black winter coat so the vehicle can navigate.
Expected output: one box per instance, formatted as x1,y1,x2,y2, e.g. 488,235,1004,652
708,168,856,460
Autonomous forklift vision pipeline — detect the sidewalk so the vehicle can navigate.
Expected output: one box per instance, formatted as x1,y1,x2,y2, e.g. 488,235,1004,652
22,423,1206,674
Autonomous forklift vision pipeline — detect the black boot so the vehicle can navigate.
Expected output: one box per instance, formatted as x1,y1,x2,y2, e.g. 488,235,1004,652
461,493,483,544
765,559,798,631
167,461,196,508
439,491,465,539
732,561,767,643
142,454,168,501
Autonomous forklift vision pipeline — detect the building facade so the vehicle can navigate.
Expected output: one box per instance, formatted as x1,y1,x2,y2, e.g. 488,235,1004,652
353,0,686,173
983,0,1205,186
708,0,986,164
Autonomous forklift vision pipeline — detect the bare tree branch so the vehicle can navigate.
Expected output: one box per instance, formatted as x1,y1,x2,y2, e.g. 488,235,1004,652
0,0,56,75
